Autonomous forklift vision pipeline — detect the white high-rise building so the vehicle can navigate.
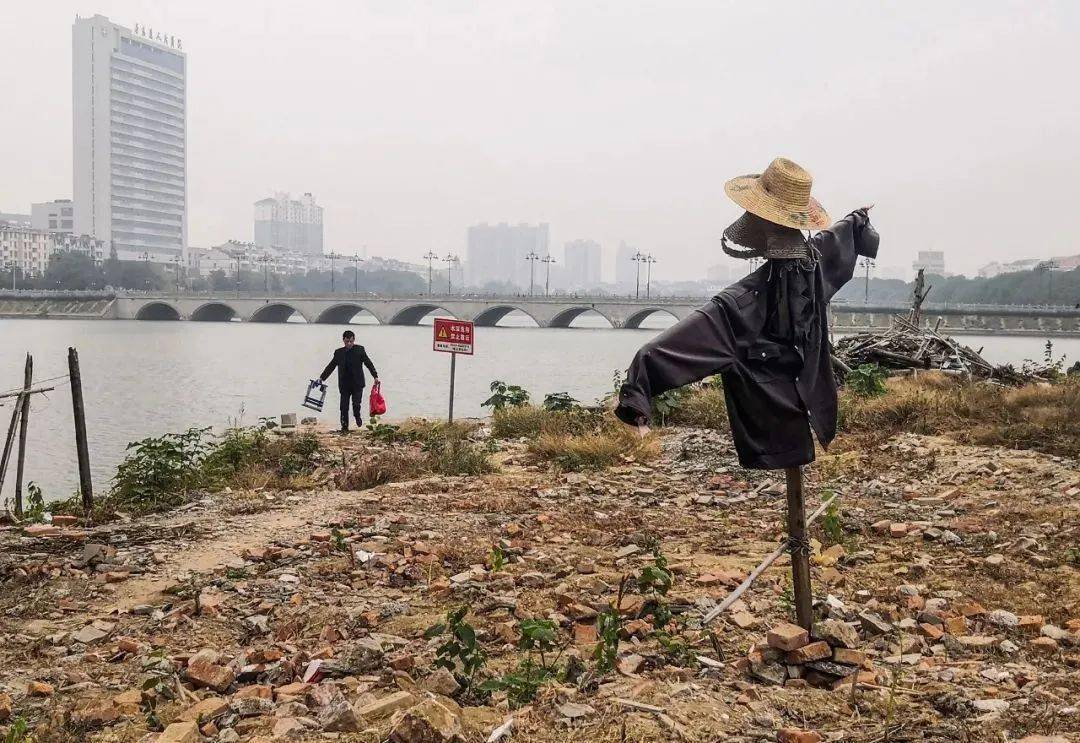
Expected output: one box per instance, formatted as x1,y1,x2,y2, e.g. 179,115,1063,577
563,239,602,289
73,14,187,264
254,192,324,255
465,222,549,290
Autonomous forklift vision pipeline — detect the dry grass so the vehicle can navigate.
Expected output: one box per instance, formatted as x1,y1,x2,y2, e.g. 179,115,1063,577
836,373,1080,457
666,384,728,429
335,449,428,490
491,405,602,439
528,420,660,471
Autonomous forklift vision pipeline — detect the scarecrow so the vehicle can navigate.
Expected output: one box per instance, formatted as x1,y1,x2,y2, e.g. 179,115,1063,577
614,157,879,630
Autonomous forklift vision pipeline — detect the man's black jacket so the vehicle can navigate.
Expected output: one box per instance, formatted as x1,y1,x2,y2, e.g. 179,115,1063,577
320,345,378,391
615,209,879,470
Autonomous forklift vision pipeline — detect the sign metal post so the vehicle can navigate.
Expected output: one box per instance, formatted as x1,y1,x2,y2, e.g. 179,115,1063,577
433,318,474,424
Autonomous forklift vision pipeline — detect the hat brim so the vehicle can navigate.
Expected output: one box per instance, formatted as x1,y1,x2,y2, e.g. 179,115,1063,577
724,173,830,231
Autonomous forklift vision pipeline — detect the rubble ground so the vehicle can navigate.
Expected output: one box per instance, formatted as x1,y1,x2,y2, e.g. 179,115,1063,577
1,416,1078,742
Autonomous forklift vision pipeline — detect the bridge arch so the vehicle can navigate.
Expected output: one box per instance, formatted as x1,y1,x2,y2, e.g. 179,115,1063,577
472,305,541,327
248,303,310,323
548,306,616,329
190,302,239,322
389,303,457,326
623,307,680,329
134,301,181,321
315,303,381,324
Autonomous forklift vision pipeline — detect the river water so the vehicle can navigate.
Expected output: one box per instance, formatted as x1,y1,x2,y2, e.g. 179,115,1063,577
1,314,1077,503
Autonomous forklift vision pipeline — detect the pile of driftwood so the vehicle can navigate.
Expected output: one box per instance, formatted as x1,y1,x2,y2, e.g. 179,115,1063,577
833,314,1053,385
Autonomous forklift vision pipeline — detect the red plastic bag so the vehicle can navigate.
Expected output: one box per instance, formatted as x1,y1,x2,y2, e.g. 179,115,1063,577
369,380,387,417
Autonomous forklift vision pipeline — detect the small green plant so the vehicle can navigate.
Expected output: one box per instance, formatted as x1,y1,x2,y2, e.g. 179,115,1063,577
488,543,506,572
482,381,530,410
23,482,47,523
426,606,487,690
638,542,674,630
365,418,403,443
3,718,30,743
778,583,795,616
651,386,690,426
1066,546,1080,566
479,618,566,707
331,528,355,568
542,392,578,412
847,363,888,397
593,576,629,673
820,495,844,547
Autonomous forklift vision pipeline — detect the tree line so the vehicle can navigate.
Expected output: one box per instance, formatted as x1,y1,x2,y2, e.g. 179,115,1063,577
834,266,1079,307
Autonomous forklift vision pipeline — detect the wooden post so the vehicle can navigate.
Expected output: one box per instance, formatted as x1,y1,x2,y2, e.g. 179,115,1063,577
68,347,94,511
785,465,814,632
448,352,457,423
14,353,32,518
0,403,20,500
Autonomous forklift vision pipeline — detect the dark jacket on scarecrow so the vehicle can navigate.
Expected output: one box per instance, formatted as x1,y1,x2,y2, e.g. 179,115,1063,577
615,208,879,470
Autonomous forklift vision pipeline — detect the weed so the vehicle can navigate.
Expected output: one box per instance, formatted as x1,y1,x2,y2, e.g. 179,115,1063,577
651,386,690,426
846,363,888,397
111,427,212,512
423,435,495,476
542,392,579,412
3,718,30,743
482,381,530,410
638,542,674,630
778,583,795,617
667,383,728,429
488,543,506,572
491,405,601,440
426,606,487,691
22,482,47,523
480,618,567,708
335,450,427,490
332,528,355,568
593,575,629,673
820,495,845,547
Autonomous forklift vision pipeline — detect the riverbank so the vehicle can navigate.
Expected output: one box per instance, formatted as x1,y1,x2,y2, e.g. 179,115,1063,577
0,377,1078,742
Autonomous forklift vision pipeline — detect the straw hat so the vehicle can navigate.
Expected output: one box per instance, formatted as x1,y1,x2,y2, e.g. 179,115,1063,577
724,157,830,231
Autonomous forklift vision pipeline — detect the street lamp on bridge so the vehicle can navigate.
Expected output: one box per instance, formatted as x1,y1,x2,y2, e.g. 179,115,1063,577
172,255,183,293
541,255,556,296
231,251,246,298
423,251,439,295
349,254,365,294
860,256,875,304
631,251,645,299
645,254,657,299
525,251,540,296
443,253,459,294
327,252,342,293
257,254,273,293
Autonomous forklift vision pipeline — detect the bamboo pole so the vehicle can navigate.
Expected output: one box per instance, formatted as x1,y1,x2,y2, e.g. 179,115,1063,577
68,347,94,511
703,491,837,626
14,354,32,518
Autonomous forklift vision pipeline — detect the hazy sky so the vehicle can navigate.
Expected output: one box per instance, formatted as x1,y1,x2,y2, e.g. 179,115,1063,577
2,1,1077,280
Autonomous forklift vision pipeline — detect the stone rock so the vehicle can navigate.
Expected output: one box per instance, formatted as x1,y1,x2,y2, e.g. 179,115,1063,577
858,611,893,636
179,696,230,721
27,681,54,697
557,702,595,719
730,611,758,629
1029,636,1058,655
72,699,120,727
832,648,867,666
955,635,997,648
784,641,831,664
766,623,809,651
186,657,235,692
334,637,385,674
618,653,645,675
272,717,307,739
158,721,201,743
815,619,859,649
573,623,598,645
232,696,276,717
389,698,462,743
987,609,1018,628
1040,624,1070,641
318,698,362,732
972,699,1010,713
421,667,461,697
72,622,113,645
357,691,416,720
749,659,787,686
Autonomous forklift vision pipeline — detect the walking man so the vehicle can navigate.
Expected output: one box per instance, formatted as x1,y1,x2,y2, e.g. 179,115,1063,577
319,330,378,433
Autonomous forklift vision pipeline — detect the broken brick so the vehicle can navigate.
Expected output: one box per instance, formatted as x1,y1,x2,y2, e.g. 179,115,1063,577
767,623,809,652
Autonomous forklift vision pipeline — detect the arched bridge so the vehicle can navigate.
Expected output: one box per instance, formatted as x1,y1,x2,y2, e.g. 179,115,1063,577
114,293,698,329
110,293,1080,335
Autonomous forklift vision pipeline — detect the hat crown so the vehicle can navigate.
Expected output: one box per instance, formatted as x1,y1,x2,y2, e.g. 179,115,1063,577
760,157,813,210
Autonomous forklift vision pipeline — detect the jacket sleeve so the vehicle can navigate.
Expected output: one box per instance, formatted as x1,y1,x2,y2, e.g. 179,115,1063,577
614,300,738,426
361,348,378,379
816,208,880,302
319,351,338,382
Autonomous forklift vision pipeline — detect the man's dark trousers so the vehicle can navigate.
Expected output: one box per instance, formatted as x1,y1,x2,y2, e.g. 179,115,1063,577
340,386,364,430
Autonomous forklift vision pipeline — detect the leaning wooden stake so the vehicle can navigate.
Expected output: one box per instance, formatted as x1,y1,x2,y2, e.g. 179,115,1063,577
69,347,94,512
14,353,33,518
786,465,814,631
703,489,836,627
0,401,21,499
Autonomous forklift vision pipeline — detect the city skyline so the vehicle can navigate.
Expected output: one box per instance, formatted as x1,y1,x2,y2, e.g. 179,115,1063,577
2,3,1078,279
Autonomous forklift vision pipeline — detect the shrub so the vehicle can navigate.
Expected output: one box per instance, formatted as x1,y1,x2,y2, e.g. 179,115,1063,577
846,363,888,397
482,381,530,410
542,392,578,412
111,427,212,512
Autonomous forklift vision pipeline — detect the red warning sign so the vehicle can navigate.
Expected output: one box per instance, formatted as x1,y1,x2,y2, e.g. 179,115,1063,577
433,318,474,355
